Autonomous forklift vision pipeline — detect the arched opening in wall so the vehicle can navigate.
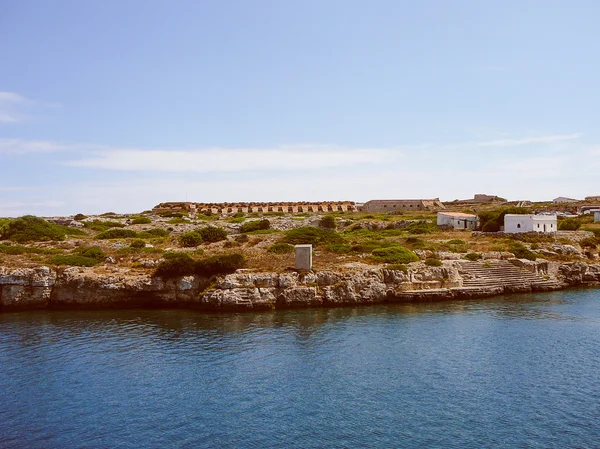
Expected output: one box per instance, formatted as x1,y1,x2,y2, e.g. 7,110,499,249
238,207,243,213
318,206,324,212
544,224,547,232
327,205,333,211
278,207,284,212
288,207,293,213
298,206,303,212
227,208,233,213
517,223,521,228
258,207,263,212
268,206,273,212
308,206,314,212
337,206,343,211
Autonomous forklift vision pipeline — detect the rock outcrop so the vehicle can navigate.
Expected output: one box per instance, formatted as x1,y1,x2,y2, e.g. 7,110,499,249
1,260,600,312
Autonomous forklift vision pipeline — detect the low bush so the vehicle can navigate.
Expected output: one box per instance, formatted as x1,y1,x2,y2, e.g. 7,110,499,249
130,239,146,248
198,226,228,243
73,213,87,221
0,216,67,243
84,220,126,232
73,246,106,261
447,239,465,245
268,243,295,254
195,253,246,277
386,263,408,272
95,229,137,239
154,252,196,277
405,221,437,235
558,218,581,231
283,227,344,246
130,216,152,224
464,253,482,261
240,219,270,233
580,237,599,249
180,231,203,247
320,215,336,229
48,255,102,267
509,242,536,261
235,234,249,243
327,243,352,253
137,228,170,239
425,258,442,267
371,246,419,264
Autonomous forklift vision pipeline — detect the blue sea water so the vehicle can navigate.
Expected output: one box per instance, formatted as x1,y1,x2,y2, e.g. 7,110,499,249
1,289,600,448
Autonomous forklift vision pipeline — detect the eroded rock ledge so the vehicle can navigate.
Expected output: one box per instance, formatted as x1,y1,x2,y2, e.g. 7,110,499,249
1,260,600,312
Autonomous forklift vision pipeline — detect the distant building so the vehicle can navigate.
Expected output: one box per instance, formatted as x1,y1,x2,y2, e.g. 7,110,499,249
360,198,445,213
553,196,579,204
437,212,478,230
448,194,505,205
595,211,600,223
504,214,557,234
585,196,600,202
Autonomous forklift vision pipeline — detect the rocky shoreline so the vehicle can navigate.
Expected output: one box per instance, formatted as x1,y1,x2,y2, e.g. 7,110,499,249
2,259,599,312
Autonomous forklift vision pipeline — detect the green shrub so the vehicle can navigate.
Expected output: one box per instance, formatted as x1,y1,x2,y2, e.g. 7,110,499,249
73,213,87,221
180,231,204,247
84,220,126,232
48,255,102,267
447,239,465,245
137,228,170,239
509,242,536,261
198,226,228,243
464,252,482,261
0,216,67,243
130,239,146,248
558,218,581,231
95,229,137,239
267,243,295,254
240,219,270,233
386,263,408,272
154,252,196,277
130,216,152,225
320,215,336,229
283,227,344,246
425,258,442,267
404,236,426,248
327,243,352,253
405,221,437,235
580,237,599,248
371,246,419,264
478,206,532,232
73,246,106,261
195,253,246,276
235,234,249,243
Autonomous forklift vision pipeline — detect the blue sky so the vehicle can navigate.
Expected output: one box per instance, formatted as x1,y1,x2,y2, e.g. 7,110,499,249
1,0,599,216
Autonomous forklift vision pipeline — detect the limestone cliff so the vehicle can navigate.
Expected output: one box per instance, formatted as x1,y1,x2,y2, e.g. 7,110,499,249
1,260,599,312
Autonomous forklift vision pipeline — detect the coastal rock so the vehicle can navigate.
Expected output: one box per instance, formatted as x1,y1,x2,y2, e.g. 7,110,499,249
277,286,321,308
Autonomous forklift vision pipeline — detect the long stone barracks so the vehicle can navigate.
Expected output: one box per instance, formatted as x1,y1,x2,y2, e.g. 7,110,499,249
153,201,357,215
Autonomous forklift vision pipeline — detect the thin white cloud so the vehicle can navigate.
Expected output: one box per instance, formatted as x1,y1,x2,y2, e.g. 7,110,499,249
63,146,398,173
0,138,72,154
477,133,581,147
0,91,29,123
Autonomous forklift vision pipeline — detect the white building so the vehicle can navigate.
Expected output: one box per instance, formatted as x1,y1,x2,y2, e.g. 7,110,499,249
595,211,600,223
437,212,478,230
504,214,557,233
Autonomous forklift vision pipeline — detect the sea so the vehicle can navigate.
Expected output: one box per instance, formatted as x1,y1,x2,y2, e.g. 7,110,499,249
1,289,600,448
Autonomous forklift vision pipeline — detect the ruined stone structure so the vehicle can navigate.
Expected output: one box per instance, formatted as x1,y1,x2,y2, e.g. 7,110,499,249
359,199,445,213
448,194,506,205
153,201,356,215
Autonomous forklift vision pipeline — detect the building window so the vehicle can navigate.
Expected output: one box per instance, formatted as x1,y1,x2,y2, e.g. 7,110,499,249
537,224,540,228
517,223,521,228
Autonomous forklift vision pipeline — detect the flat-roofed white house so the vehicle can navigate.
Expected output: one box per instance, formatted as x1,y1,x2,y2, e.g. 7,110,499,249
437,212,478,230
504,214,557,233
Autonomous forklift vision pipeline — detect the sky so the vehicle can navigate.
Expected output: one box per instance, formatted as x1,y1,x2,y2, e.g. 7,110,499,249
1,0,599,216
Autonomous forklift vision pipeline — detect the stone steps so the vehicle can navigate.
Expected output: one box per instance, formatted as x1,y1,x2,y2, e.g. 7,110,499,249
457,260,557,289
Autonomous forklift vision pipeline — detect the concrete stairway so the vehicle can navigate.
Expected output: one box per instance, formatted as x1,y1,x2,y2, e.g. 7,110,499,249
457,260,560,291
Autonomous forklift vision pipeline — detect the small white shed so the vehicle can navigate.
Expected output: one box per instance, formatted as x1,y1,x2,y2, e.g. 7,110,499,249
504,214,557,233
595,211,600,223
437,212,478,230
